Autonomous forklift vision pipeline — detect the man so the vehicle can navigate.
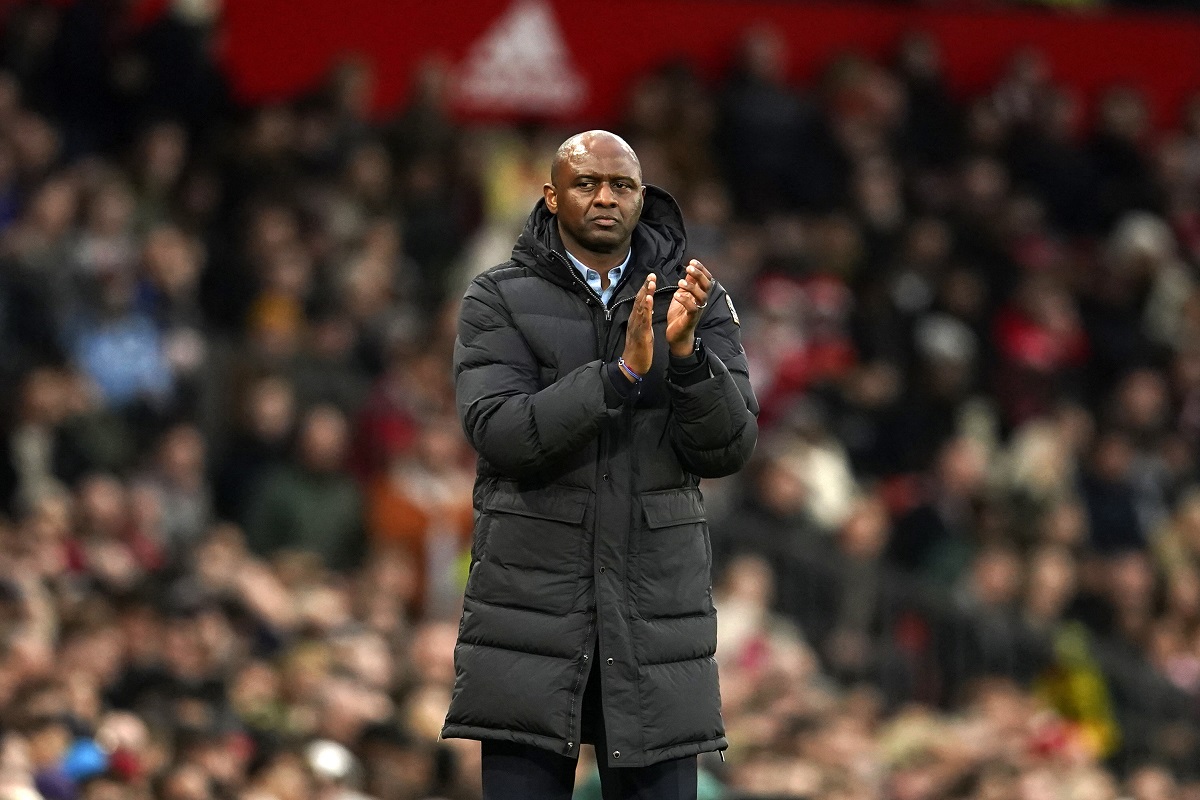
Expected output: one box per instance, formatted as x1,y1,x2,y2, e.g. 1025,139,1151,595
442,131,758,799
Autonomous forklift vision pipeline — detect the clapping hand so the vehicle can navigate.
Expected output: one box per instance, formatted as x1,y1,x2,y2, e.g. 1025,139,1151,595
667,260,712,357
620,273,656,380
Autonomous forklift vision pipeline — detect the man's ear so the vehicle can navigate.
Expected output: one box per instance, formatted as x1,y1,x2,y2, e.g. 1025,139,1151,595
543,183,557,214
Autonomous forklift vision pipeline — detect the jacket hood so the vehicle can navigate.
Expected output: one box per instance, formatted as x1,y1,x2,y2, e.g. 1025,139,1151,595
510,184,688,290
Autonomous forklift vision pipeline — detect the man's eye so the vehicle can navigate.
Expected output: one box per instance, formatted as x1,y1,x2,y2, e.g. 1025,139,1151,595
578,182,594,190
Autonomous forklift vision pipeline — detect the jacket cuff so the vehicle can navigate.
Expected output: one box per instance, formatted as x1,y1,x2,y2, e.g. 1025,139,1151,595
667,340,711,388
604,361,639,407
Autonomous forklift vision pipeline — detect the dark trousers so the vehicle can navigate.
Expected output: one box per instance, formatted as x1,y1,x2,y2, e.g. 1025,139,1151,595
481,658,698,800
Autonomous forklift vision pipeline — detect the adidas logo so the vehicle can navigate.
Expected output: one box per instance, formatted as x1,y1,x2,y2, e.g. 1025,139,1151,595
456,0,587,115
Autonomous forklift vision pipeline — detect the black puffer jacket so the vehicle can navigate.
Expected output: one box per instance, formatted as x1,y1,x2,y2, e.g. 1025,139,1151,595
441,186,759,767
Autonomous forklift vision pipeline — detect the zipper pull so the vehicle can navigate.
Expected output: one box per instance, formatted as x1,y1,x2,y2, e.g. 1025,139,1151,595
605,306,613,322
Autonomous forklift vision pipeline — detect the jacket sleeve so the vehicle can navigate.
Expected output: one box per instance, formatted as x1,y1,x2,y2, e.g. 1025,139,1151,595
454,274,622,479
665,282,760,478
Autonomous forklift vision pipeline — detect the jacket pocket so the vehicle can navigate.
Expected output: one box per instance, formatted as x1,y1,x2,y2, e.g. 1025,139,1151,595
630,488,712,619
468,481,592,615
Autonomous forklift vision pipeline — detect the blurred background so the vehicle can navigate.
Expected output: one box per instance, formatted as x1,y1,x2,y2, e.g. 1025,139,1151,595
4,0,1200,798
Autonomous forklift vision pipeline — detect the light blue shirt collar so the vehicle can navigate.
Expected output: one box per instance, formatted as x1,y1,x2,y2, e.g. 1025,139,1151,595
565,247,632,306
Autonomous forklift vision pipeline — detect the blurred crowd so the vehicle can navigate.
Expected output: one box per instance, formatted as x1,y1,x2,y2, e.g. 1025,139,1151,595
3,1,1200,799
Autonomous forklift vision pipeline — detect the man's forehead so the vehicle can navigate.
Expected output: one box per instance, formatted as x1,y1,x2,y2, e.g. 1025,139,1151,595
554,133,641,179
564,146,638,172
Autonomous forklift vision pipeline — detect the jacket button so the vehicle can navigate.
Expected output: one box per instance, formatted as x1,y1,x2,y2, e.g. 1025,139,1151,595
582,654,589,661
567,742,573,749
602,473,610,481
606,658,614,666
599,567,605,574
612,751,620,759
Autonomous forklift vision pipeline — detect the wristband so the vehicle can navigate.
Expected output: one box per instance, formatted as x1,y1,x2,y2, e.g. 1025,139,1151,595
618,357,643,384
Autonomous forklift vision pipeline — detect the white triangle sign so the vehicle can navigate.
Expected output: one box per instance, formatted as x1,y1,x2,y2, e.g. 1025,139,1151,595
456,0,588,115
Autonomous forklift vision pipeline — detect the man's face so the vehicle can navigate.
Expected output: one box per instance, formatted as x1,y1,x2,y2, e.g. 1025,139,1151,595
545,138,644,256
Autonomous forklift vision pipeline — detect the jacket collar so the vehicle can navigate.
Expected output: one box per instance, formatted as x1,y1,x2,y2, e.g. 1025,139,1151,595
510,184,688,302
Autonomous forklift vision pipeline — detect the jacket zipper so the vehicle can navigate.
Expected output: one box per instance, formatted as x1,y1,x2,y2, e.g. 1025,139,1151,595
565,618,595,755
552,250,677,752
554,251,608,357
553,250,609,749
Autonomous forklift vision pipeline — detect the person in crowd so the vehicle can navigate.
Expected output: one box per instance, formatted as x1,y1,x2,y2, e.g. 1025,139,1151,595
244,405,365,571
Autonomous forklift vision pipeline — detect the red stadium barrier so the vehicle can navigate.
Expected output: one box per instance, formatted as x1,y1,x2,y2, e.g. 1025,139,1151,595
218,0,1200,128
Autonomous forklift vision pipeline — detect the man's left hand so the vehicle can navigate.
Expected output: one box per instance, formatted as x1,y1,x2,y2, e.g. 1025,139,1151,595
667,259,713,357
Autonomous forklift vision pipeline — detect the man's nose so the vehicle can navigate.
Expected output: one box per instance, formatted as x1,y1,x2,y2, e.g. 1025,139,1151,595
594,182,617,206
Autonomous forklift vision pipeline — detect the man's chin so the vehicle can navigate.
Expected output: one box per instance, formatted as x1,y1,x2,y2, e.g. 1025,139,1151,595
579,230,630,254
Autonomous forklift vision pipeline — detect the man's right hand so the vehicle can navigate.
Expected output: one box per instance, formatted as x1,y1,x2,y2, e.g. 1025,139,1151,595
621,273,655,379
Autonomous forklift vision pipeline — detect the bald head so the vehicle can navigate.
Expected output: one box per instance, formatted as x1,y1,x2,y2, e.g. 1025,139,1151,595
550,130,641,187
